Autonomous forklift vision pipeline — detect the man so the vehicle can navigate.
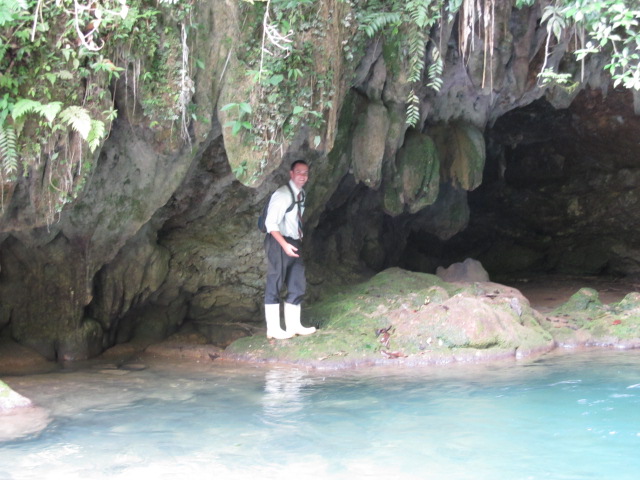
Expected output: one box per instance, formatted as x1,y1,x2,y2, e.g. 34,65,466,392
263,160,316,339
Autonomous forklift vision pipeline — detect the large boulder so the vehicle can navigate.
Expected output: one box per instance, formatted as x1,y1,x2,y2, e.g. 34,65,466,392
223,267,555,368
541,289,640,348
437,258,490,283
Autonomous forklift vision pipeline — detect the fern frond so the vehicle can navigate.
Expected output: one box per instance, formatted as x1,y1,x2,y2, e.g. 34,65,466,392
406,0,430,28
87,119,106,152
407,0,443,29
39,102,63,123
405,89,420,127
11,99,63,124
427,47,444,91
59,106,92,140
0,124,19,176
11,98,43,120
359,11,402,37
408,30,426,83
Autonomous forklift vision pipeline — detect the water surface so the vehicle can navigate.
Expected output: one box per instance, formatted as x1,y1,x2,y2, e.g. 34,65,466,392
2,350,640,480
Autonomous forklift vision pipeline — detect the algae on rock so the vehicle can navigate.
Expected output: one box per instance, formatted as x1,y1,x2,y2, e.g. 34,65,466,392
223,267,555,368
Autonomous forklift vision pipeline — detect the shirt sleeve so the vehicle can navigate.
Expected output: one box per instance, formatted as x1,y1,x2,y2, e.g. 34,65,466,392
264,186,289,234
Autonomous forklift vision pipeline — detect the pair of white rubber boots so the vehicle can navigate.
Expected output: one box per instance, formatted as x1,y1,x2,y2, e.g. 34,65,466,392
265,303,316,339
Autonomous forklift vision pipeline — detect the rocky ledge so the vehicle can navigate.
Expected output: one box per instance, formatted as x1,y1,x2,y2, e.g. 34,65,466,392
223,268,640,369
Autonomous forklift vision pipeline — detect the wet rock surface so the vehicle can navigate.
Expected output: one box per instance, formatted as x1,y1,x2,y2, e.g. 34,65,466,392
1,380,51,442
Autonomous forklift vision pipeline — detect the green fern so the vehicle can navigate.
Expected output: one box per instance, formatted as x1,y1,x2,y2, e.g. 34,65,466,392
406,89,420,127
427,47,443,91
87,120,106,153
12,99,63,124
406,0,431,28
59,106,92,141
359,11,402,37
407,29,426,83
0,123,18,176
11,99,43,120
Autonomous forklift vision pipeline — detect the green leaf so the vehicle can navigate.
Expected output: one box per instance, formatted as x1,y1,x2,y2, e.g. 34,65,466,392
57,70,74,80
0,124,18,175
268,74,284,85
39,101,63,123
11,99,42,120
59,106,92,140
87,120,106,152
293,105,304,115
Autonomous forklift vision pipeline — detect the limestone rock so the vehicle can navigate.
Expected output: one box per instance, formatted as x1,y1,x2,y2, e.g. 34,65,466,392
431,122,486,191
224,267,554,368
436,258,490,283
0,380,32,412
352,103,390,189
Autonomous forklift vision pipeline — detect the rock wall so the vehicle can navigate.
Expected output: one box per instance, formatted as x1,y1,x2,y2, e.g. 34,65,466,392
0,1,636,361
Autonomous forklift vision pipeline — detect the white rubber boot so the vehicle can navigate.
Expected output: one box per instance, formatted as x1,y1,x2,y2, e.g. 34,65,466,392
265,304,293,340
284,303,316,336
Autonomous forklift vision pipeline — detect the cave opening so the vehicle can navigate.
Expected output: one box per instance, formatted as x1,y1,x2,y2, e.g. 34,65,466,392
311,89,640,288
397,90,640,284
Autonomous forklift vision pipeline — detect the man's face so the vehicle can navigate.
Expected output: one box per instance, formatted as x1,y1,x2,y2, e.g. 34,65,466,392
290,163,309,190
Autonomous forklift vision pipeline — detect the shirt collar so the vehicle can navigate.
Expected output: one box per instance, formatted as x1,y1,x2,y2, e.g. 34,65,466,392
288,180,304,197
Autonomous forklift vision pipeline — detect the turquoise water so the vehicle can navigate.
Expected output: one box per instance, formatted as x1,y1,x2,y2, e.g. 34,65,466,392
1,350,640,480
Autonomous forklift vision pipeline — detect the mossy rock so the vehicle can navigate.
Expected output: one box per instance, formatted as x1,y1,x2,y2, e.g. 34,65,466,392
223,268,555,368
431,122,485,191
542,289,640,347
398,130,441,213
554,288,603,312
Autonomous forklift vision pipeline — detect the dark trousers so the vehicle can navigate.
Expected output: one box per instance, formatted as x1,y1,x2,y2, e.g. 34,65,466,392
264,234,306,305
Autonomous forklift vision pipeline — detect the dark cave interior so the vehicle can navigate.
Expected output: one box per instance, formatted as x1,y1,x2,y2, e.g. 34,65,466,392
390,90,640,282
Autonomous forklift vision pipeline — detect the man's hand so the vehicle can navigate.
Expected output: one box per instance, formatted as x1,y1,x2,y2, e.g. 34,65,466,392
283,243,299,258
270,230,300,257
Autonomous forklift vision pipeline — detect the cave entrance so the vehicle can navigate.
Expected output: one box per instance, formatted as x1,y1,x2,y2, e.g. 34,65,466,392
399,90,640,288
310,88,640,308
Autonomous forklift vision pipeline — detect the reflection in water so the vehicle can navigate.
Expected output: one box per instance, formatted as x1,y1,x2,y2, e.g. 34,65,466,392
0,350,640,479
262,367,313,420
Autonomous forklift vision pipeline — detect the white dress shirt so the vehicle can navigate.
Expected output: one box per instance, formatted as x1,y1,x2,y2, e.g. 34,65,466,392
265,180,305,239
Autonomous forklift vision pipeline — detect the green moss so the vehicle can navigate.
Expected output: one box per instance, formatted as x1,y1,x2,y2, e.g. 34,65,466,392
553,288,603,314
226,268,558,367
381,36,403,78
396,130,440,213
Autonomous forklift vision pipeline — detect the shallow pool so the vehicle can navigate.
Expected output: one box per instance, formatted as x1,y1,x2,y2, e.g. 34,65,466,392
2,350,640,480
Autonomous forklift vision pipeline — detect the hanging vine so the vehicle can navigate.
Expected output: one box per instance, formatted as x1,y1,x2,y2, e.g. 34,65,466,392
0,0,196,224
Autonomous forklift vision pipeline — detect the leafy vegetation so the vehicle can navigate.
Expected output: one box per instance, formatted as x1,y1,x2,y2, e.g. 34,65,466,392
228,0,640,156
0,0,195,223
355,0,455,127
2,0,639,207
223,0,337,183
537,0,640,89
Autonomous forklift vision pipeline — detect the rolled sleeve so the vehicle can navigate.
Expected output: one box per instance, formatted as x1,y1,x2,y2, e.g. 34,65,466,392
264,186,289,234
